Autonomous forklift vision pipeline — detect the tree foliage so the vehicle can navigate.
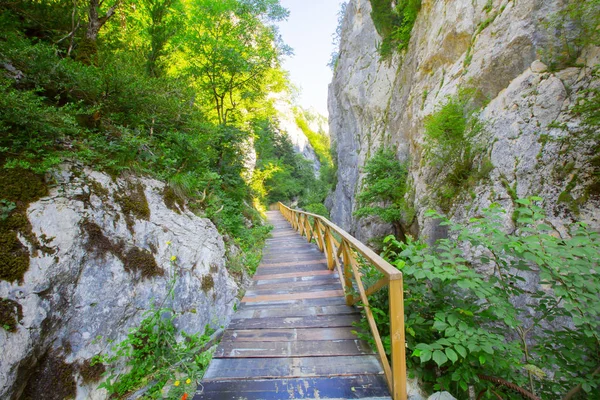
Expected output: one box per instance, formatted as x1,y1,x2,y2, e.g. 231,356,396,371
354,148,409,236
183,0,290,124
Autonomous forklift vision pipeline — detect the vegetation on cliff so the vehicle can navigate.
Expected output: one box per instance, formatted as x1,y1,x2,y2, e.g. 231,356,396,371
354,147,410,239
0,1,334,396
369,0,421,58
0,0,331,281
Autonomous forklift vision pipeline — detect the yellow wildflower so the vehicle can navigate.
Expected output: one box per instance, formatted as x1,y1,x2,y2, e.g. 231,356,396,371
171,255,177,261
186,378,192,384
174,380,180,387
166,241,172,245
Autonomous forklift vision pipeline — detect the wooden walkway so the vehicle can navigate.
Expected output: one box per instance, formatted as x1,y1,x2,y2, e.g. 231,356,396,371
194,211,391,400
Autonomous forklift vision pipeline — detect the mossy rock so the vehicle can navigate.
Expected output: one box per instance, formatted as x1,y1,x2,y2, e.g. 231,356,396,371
0,168,48,282
123,247,162,279
201,275,215,292
21,353,77,400
116,182,150,232
0,168,47,205
78,359,105,384
0,298,23,332
163,185,185,214
81,220,124,261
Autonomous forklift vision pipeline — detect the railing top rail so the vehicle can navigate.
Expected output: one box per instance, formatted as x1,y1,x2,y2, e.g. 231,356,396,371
278,202,402,280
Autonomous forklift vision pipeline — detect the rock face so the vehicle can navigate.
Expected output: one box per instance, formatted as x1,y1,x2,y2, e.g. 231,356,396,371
328,0,600,240
273,95,322,175
0,165,240,399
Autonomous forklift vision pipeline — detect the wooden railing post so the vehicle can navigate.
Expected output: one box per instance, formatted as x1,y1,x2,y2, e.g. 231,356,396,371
389,276,407,400
340,241,354,306
304,217,312,242
323,228,335,271
314,220,324,252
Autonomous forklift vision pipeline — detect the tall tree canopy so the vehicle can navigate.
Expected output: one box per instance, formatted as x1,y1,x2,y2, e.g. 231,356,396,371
183,0,291,124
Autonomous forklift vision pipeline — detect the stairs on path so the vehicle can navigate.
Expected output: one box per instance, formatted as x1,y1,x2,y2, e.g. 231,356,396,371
193,211,391,400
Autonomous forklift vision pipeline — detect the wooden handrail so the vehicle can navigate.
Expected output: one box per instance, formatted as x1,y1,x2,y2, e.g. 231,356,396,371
278,203,407,400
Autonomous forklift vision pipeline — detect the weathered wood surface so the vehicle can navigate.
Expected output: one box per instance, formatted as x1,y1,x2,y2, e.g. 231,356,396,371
194,211,390,400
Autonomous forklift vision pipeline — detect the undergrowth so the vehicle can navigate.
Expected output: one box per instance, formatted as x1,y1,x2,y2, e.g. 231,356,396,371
355,198,600,399
94,247,215,399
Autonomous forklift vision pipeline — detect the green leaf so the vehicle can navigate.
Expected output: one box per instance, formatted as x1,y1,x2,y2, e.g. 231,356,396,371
433,350,448,366
582,383,592,393
447,314,459,326
454,345,467,358
445,348,458,363
420,349,432,363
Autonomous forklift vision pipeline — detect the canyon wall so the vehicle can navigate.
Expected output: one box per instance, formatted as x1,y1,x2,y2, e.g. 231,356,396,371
328,0,600,242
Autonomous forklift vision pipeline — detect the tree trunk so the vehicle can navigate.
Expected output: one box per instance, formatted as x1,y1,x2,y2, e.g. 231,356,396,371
77,0,120,64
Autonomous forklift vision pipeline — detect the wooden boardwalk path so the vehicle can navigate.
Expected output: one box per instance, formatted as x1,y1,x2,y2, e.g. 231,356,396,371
194,211,391,400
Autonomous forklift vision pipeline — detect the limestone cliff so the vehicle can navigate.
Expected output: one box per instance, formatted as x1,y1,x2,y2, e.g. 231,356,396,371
328,0,600,242
0,165,240,399
273,95,322,174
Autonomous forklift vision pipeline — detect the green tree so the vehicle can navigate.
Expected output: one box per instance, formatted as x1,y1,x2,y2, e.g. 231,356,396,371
183,0,290,125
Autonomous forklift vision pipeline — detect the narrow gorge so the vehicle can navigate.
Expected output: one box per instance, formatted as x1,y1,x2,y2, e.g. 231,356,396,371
1,0,599,399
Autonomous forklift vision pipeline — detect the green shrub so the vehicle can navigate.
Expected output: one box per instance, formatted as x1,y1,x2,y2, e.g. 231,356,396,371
354,148,409,237
304,203,330,219
95,255,214,398
423,90,490,211
369,0,421,58
357,198,600,398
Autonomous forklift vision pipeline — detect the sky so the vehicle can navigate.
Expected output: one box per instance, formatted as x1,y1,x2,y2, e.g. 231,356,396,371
277,0,344,117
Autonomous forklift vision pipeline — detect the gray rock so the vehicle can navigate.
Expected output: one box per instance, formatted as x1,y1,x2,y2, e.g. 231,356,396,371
531,60,549,73
0,165,241,399
428,392,457,400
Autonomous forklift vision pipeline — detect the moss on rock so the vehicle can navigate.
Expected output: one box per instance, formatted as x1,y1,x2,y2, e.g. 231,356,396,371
0,298,23,332
123,247,162,279
116,182,150,232
0,168,49,282
163,185,185,214
78,358,105,384
201,275,215,292
21,353,77,400
81,220,124,261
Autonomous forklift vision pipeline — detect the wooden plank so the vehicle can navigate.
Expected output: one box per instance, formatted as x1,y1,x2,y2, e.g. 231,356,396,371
238,296,348,309
242,290,345,303
252,273,340,286
231,305,358,319
252,269,334,280
228,314,360,329
254,265,329,276
194,375,391,400
222,327,360,342
203,355,384,380
214,339,373,358
258,258,327,268
244,283,342,297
